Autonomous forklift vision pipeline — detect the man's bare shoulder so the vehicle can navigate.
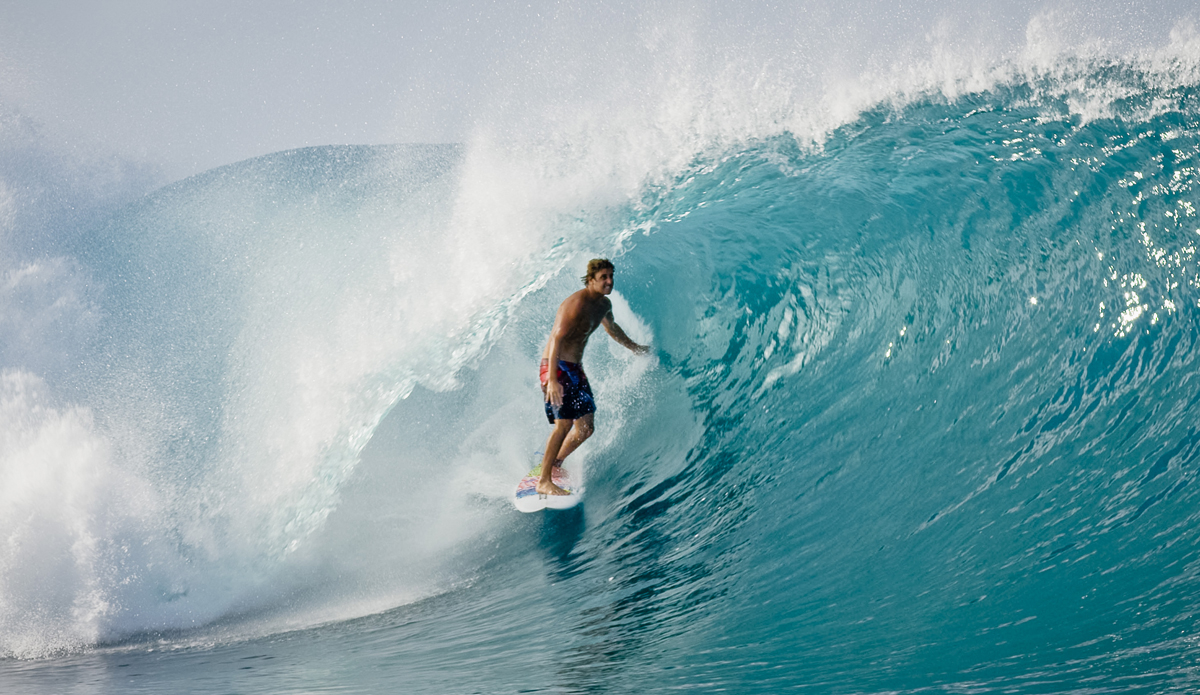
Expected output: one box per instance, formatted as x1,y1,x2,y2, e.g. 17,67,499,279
558,289,589,313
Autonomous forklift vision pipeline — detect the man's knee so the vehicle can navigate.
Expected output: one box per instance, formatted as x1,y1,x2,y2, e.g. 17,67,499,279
575,420,594,439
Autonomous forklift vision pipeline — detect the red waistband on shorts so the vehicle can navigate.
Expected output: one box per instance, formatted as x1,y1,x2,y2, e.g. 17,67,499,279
540,359,585,384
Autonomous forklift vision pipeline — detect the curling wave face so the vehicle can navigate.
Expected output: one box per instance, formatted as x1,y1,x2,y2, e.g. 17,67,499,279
600,69,1200,690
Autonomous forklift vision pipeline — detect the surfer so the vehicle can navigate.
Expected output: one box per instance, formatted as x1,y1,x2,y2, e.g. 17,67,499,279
538,258,649,495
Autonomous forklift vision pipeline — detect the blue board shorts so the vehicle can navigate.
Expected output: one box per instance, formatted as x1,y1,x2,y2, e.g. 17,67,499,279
540,359,596,423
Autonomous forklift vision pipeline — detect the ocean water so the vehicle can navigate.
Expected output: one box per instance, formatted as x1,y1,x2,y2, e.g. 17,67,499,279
5,13,1200,695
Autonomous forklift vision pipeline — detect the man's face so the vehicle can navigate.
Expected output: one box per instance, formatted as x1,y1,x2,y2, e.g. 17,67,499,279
589,268,614,295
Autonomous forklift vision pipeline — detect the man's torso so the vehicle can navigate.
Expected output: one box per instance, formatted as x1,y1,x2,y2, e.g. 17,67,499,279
546,290,611,363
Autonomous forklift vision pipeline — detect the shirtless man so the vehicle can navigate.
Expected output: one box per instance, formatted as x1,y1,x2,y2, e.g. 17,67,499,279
538,258,649,495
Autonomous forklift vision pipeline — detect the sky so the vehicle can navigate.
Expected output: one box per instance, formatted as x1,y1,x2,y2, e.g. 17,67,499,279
1,0,521,178
1,0,1196,182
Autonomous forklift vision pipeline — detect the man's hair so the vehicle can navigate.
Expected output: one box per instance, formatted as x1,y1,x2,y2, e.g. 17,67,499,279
582,258,615,285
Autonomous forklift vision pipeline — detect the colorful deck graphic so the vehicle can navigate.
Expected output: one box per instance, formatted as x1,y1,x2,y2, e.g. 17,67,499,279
513,464,582,512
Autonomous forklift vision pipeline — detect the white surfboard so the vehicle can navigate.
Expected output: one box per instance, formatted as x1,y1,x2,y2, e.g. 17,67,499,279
513,463,583,512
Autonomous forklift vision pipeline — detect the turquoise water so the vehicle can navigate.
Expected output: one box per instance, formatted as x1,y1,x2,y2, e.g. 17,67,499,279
5,52,1200,693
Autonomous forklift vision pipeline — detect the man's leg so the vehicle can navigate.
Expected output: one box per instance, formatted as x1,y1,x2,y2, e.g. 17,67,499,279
538,418,574,495
554,412,594,463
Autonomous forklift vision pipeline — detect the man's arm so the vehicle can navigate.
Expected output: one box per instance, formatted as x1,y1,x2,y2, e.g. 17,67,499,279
544,317,566,407
602,311,650,355
544,296,581,406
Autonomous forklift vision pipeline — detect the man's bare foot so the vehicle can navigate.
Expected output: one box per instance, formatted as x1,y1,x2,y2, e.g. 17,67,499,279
536,480,570,496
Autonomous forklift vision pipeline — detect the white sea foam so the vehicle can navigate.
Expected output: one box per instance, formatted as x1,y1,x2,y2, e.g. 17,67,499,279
0,370,147,657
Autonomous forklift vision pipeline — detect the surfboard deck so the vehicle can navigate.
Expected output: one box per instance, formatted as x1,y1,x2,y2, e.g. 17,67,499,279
513,463,583,512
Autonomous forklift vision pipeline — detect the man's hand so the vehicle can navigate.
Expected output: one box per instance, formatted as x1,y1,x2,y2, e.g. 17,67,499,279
545,378,564,407
632,344,651,356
